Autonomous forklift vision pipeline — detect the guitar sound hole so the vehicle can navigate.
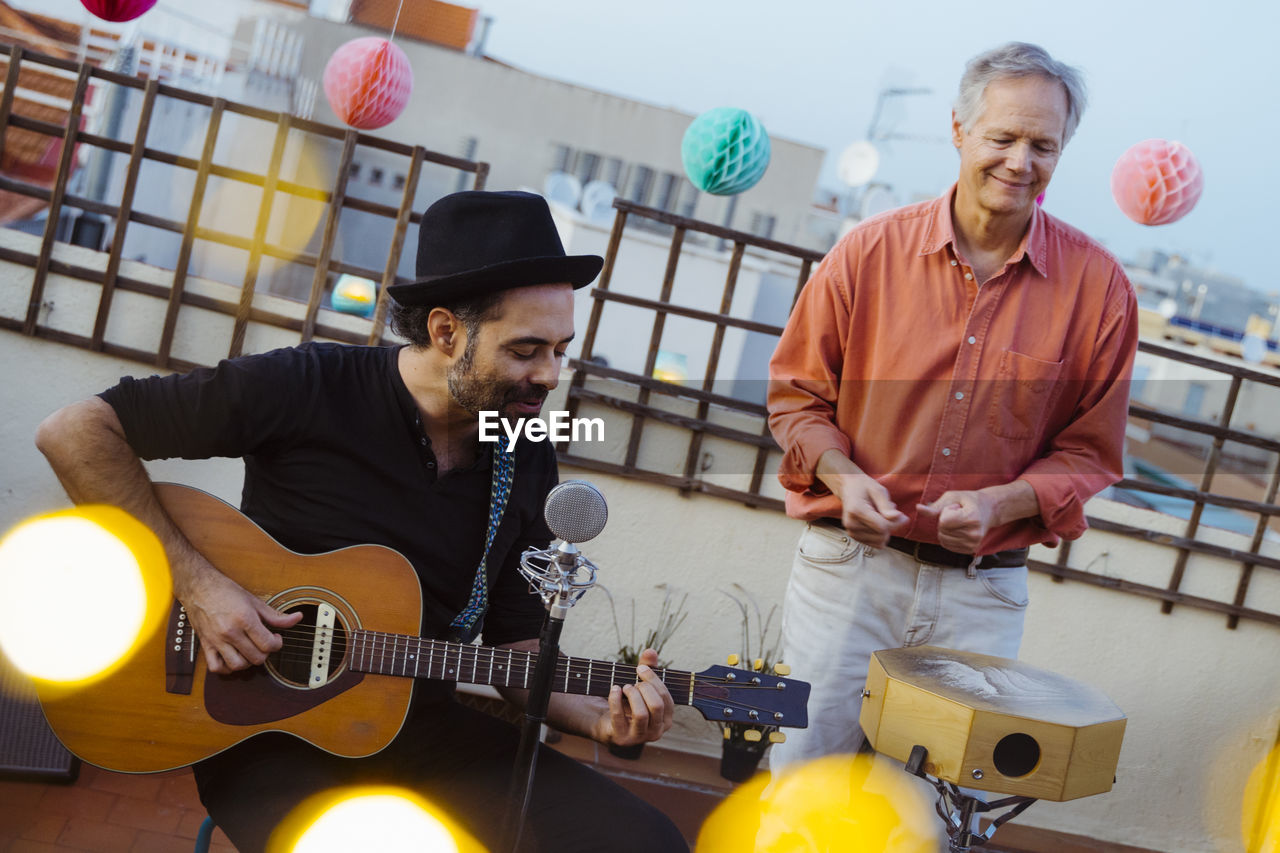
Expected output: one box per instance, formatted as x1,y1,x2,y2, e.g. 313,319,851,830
266,603,349,688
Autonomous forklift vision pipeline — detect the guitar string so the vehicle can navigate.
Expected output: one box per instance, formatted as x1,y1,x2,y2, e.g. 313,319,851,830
182,623,792,712
272,622,789,684
266,641,713,683
268,630,780,686
189,616,786,696
251,661,782,715
268,623,784,687
259,635,788,700
266,655,781,693
253,652,787,714
264,646,781,690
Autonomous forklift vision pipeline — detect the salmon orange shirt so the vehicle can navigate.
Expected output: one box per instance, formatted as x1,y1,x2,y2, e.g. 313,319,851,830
767,186,1138,554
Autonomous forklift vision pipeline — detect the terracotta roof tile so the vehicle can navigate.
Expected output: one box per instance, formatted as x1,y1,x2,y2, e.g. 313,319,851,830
350,0,478,51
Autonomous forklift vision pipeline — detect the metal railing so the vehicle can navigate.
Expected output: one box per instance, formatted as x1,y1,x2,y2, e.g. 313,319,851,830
1074,341,1280,629
0,44,486,372
3,46,1276,629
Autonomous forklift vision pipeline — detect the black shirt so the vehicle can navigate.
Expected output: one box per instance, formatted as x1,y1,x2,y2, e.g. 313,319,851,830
99,342,553,654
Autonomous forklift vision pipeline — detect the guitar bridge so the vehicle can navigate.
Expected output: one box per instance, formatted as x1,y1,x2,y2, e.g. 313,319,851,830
164,600,196,695
308,604,337,689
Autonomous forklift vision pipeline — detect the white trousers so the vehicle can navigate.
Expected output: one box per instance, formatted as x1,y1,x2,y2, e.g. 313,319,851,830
770,521,1030,773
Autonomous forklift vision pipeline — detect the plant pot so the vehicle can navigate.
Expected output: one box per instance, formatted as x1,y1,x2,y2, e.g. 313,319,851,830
607,741,645,760
720,736,768,782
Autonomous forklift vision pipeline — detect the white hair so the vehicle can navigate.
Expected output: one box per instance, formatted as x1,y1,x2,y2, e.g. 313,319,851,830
954,42,1088,145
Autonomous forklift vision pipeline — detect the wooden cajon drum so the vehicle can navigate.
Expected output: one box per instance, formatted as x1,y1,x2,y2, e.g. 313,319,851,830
860,646,1125,801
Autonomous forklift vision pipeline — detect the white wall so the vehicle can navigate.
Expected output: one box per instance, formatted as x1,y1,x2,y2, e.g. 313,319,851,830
2,235,1278,852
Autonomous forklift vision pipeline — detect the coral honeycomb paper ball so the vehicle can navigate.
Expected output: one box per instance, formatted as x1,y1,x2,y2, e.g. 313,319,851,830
80,0,157,22
1110,139,1204,226
322,37,413,131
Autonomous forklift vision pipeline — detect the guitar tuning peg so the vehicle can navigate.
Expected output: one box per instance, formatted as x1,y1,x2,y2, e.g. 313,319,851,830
768,732,786,744
726,654,740,667
744,729,763,742
773,663,791,676
752,658,764,671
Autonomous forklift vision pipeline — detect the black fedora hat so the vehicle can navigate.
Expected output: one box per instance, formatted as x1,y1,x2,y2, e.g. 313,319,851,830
386,190,603,306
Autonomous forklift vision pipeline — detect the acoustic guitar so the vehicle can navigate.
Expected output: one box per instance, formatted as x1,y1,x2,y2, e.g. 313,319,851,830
35,483,809,773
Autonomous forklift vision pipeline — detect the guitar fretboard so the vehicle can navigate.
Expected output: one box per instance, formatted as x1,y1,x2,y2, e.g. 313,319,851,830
349,630,696,705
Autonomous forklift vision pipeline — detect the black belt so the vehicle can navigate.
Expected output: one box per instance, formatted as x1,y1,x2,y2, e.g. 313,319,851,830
813,519,1027,569
886,536,1027,570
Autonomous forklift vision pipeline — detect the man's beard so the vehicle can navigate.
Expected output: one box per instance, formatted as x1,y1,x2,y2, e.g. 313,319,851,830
447,337,547,418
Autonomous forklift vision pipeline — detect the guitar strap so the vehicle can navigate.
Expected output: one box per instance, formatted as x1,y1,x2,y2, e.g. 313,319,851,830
447,434,515,643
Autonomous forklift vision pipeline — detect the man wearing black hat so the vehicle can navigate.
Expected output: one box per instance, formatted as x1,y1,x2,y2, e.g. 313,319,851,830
35,191,687,852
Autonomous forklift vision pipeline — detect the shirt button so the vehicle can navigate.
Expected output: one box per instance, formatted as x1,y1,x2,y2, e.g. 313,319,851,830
967,336,977,345
964,272,973,281
950,259,958,266
420,437,427,446
942,448,952,457
426,461,436,469
954,391,964,400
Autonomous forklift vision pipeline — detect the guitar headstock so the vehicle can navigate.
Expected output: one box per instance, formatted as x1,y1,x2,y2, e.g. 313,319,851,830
690,664,809,729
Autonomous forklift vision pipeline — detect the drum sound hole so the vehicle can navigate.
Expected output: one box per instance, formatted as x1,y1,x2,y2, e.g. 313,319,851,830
993,732,1040,777
266,603,348,687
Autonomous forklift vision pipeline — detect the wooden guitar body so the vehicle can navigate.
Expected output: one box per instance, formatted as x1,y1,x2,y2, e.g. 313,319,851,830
36,483,421,773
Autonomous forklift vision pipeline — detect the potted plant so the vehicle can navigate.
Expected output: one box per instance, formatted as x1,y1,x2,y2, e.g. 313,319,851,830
716,583,786,782
600,583,689,760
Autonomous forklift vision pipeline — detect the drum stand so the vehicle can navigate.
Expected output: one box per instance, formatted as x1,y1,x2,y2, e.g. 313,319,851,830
904,745,1037,852
500,542,598,853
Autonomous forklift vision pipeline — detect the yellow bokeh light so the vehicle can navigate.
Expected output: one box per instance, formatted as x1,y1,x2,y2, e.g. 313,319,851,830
697,753,937,852
270,786,485,853
0,506,169,686
185,128,329,270
264,135,330,262
1244,746,1280,853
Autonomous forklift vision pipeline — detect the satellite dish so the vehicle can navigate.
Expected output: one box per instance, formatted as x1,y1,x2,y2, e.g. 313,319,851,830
543,171,582,210
860,184,897,219
580,180,617,223
837,140,880,188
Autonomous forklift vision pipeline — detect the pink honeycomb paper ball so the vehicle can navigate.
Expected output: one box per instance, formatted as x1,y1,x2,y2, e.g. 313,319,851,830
322,37,413,131
80,0,157,22
1110,139,1204,226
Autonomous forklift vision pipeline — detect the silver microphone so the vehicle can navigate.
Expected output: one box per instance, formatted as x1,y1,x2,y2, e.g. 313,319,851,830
520,480,607,614
543,479,608,544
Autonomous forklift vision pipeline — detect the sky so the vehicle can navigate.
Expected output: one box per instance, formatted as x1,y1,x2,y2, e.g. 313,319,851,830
462,0,1277,296
15,0,1279,297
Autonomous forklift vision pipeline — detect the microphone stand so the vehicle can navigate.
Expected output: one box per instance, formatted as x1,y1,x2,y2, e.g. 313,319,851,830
501,541,597,853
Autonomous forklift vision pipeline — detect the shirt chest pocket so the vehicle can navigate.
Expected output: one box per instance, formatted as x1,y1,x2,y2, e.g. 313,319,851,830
988,349,1064,441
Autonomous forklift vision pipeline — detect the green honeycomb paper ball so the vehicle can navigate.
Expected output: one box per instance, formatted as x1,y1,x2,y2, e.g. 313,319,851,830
681,107,771,196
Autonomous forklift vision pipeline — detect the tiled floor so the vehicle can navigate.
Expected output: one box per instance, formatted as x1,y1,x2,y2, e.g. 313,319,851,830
0,763,235,852
0,732,727,852
0,733,1160,852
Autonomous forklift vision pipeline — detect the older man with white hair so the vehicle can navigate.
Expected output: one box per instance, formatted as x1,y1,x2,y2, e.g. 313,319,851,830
767,42,1138,770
